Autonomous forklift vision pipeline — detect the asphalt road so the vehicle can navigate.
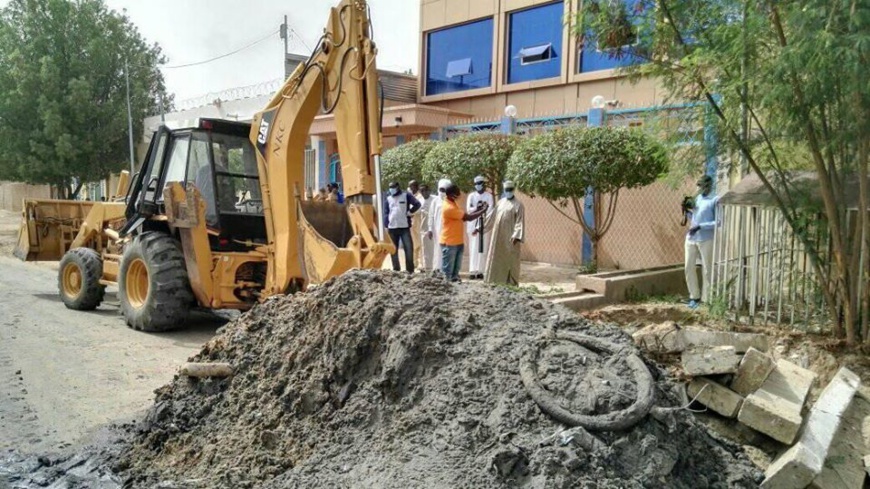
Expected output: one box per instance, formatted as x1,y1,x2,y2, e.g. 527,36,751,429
0,223,223,454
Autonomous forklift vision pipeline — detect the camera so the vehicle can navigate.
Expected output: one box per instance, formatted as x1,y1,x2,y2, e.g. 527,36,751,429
681,196,694,214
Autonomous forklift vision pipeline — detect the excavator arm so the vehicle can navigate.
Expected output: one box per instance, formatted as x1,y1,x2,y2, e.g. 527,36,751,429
250,0,391,295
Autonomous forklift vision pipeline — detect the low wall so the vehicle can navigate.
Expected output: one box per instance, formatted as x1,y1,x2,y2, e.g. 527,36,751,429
0,181,52,212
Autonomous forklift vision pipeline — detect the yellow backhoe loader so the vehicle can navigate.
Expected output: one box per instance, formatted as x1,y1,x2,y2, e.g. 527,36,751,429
14,0,394,331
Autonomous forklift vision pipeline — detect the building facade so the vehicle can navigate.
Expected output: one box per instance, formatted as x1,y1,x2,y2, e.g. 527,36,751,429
143,0,718,271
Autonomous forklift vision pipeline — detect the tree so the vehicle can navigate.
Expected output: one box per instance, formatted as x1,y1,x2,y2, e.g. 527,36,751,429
380,139,436,187
577,0,870,343
508,126,668,265
422,133,517,194
0,0,171,198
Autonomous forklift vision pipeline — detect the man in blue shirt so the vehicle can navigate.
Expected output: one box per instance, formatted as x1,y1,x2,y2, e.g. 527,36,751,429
384,181,421,273
685,175,719,309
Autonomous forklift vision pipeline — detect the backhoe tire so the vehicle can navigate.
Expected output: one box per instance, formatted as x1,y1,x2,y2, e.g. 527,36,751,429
119,232,194,332
58,248,105,311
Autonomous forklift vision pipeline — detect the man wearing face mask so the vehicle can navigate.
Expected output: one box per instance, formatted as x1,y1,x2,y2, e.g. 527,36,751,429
426,178,451,272
416,184,435,271
685,175,719,309
384,181,421,273
485,181,525,285
466,175,494,279
441,183,489,282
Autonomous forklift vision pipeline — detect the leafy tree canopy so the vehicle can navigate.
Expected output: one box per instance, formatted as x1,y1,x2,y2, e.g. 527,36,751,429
422,133,518,193
0,0,171,196
509,126,667,199
508,126,667,264
577,0,870,342
380,139,435,187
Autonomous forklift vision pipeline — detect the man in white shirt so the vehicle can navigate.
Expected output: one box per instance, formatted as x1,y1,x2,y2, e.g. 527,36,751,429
685,175,719,309
466,175,494,279
384,181,421,272
416,184,435,271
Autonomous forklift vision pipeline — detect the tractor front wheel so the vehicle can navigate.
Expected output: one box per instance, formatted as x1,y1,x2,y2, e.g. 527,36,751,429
119,232,193,332
58,248,105,310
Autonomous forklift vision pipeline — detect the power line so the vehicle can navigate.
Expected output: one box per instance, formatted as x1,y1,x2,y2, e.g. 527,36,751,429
163,27,280,70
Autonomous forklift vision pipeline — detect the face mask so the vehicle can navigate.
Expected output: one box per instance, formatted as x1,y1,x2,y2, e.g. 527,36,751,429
389,187,400,196
439,190,446,200
474,183,484,192
505,191,514,200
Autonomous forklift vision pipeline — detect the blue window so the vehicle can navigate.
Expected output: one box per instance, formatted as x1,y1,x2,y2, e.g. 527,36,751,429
425,18,493,96
507,2,564,84
579,0,644,73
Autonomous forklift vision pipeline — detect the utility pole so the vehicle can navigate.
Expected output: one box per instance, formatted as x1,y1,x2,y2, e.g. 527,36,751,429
280,15,289,77
125,58,135,175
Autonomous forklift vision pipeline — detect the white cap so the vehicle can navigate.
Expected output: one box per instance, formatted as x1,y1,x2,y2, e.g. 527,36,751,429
473,175,485,184
437,178,452,192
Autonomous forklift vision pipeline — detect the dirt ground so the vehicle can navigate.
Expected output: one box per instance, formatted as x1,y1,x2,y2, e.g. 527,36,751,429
0,209,224,454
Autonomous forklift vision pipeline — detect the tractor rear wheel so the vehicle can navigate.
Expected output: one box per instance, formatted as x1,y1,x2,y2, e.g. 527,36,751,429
119,232,194,332
58,248,105,310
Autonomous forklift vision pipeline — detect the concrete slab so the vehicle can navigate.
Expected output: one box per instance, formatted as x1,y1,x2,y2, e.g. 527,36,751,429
731,347,776,397
761,359,817,408
680,330,770,353
682,346,741,376
762,368,860,488
630,326,770,354
633,321,682,353
738,391,804,445
811,394,869,489
550,292,609,312
761,444,819,489
687,378,744,418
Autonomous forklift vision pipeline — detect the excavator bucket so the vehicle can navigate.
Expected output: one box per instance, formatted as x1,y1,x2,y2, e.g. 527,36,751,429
296,201,393,284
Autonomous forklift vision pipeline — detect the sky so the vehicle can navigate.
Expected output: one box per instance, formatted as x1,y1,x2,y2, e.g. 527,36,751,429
95,0,420,103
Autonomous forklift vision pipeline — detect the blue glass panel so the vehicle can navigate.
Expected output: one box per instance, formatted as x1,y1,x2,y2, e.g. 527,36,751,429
579,0,644,73
426,19,494,95
507,2,563,84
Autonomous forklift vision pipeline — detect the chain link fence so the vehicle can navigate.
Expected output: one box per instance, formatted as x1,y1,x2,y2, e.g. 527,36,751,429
440,103,712,269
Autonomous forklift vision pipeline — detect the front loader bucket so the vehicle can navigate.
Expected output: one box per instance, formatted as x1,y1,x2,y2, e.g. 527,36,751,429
14,199,126,261
297,201,391,284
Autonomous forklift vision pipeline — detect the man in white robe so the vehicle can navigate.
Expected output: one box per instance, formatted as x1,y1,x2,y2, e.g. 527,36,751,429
416,184,435,271
466,175,494,279
425,178,451,272
484,181,525,285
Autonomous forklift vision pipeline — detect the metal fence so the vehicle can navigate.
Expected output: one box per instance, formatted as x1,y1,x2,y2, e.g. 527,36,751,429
712,205,867,328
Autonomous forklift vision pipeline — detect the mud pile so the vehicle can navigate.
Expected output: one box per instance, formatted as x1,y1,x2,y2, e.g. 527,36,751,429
111,271,759,488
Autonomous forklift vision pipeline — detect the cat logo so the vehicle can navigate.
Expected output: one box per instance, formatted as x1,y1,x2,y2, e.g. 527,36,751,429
257,120,270,145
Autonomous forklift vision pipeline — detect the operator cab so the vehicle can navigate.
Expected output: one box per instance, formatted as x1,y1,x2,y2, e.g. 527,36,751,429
125,119,266,250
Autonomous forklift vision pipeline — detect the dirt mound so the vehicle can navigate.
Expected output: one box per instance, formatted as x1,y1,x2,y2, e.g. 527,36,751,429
110,271,758,488
2,271,762,487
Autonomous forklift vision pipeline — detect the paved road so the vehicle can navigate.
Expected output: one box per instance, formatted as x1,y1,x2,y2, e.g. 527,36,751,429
0,255,223,454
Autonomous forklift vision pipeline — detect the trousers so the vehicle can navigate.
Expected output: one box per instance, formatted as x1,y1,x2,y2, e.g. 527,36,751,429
389,227,414,273
685,237,713,302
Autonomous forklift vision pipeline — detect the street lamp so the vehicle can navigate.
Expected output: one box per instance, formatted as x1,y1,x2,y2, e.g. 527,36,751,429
504,105,518,118
591,95,606,109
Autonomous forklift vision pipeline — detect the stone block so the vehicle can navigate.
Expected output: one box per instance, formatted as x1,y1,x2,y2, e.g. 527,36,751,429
680,330,770,353
762,367,860,488
731,347,775,396
738,391,804,444
761,444,819,489
761,359,816,408
682,346,741,376
687,378,744,418
631,326,770,354
632,321,682,353
811,393,869,489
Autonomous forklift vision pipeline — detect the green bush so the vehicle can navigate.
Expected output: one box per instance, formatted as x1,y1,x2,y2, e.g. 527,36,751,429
422,133,518,192
380,139,436,187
